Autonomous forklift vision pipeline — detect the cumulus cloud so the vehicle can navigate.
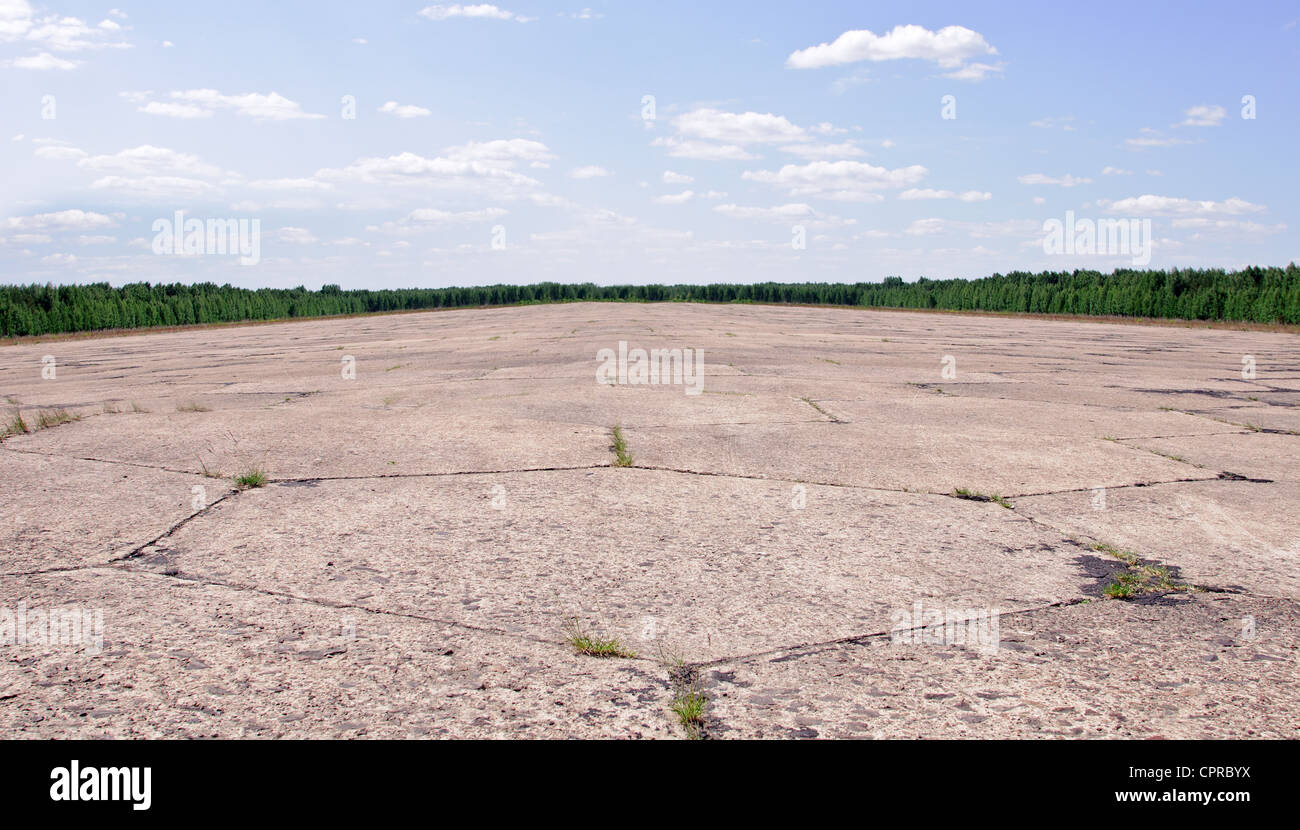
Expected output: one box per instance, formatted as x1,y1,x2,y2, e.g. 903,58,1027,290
779,141,866,159
378,100,432,118
418,5,534,23
5,209,116,230
2,4,132,54
652,108,849,162
1017,173,1092,187
1125,128,1195,148
1178,104,1226,127
714,202,855,227
136,89,325,120
663,170,694,184
899,188,992,202
569,165,612,179
1099,195,1265,217
673,108,812,144
742,159,928,201
650,136,757,161
312,139,554,203
787,24,999,80
653,190,694,205
277,227,319,245
3,51,78,69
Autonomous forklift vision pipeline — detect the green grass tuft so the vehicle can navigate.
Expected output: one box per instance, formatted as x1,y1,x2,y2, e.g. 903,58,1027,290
3,409,29,437
953,488,1013,509
34,408,79,429
561,617,635,658
611,426,633,467
234,468,268,488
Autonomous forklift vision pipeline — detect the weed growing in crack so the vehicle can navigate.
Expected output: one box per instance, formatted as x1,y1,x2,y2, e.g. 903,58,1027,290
1092,542,1191,599
800,397,838,421
3,408,29,438
660,647,707,740
561,617,635,658
34,408,80,429
953,488,1013,509
234,468,268,488
176,401,211,413
611,426,633,467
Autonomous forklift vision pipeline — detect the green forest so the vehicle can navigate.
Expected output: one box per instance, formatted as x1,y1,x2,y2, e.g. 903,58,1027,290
2,265,1298,337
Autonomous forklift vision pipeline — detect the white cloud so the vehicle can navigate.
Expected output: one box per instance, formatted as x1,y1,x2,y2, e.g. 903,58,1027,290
1100,195,1265,217
138,101,211,118
1125,128,1195,148
4,51,78,69
312,141,552,201
278,227,319,245
569,165,612,179
899,188,992,202
1178,104,1226,127
0,0,34,39
742,160,927,201
402,207,507,224
1017,173,1092,187
941,61,1004,81
70,144,224,178
653,190,694,205
1101,166,1133,176
1169,218,1286,234
5,209,115,231
418,5,534,23
248,178,334,192
673,108,812,144
787,24,998,80
779,141,866,159
1030,116,1076,129
662,170,694,184
650,136,758,161
90,175,219,200
378,100,432,118
33,144,87,161
138,89,325,120
7,10,132,52
714,202,854,228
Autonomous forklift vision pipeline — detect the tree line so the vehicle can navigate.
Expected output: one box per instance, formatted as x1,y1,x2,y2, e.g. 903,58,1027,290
2,265,1297,337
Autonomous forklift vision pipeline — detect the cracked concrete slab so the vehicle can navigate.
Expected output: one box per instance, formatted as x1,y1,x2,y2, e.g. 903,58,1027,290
0,568,674,739
0,451,220,573
120,469,1096,663
1116,431,1300,483
630,419,1211,497
702,592,1299,739
3,301,1298,739
1014,479,1300,598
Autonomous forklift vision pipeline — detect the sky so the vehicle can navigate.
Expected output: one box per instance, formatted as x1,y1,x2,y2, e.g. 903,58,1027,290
1,0,1298,290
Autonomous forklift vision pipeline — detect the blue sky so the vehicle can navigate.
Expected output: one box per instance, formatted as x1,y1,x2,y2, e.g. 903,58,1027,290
2,1,1297,289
